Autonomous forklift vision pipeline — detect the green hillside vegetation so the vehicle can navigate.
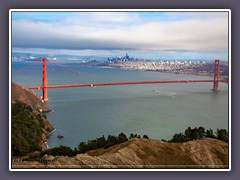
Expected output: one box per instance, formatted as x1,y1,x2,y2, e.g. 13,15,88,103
79,133,129,153
12,101,44,156
38,126,228,158
38,133,148,157
169,126,228,143
40,145,75,157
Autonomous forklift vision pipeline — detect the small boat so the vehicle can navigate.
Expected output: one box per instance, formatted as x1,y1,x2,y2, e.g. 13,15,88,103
43,109,53,113
57,134,64,138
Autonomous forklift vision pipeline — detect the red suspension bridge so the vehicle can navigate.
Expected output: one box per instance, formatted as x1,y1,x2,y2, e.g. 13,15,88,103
14,58,228,102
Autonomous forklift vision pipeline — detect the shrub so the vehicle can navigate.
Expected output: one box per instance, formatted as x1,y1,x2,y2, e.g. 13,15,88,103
40,146,75,157
169,126,228,143
143,135,149,139
12,102,43,156
216,129,228,142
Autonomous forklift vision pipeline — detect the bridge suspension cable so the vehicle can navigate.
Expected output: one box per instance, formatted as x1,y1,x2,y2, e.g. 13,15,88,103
12,58,42,75
14,58,225,102
13,57,111,81
46,58,105,79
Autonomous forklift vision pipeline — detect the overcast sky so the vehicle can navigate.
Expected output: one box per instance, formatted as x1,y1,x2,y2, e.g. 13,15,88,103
11,11,229,60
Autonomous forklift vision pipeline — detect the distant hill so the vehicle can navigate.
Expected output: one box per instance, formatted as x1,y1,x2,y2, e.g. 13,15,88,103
187,63,229,76
12,138,228,169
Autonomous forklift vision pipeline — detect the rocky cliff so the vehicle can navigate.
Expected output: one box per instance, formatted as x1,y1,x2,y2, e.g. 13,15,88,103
12,83,49,111
11,82,54,151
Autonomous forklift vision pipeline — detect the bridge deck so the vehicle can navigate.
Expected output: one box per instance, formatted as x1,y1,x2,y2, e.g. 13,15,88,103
28,79,228,90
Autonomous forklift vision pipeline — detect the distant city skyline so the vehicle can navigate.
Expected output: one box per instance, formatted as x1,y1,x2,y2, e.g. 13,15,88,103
12,47,228,62
11,10,229,61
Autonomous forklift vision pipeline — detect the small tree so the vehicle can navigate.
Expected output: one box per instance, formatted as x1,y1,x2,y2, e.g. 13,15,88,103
197,126,205,139
104,135,118,149
206,128,216,138
74,147,78,155
184,126,205,141
96,135,107,148
78,142,88,153
129,133,140,139
184,127,192,141
129,133,135,139
216,129,228,142
143,135,149,139
40,146,74,157
170,133,187,142
117,133,128,143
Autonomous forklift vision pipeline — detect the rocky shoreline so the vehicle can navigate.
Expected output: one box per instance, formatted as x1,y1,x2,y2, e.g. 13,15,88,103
12,83,55,151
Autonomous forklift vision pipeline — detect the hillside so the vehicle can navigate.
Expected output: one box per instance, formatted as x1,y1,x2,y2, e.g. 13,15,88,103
12,82,49,111
11,83,54,153
12,138,228,169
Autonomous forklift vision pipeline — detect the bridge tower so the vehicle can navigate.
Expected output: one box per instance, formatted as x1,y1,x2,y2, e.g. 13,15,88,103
42,58,48,101
212,59,220,91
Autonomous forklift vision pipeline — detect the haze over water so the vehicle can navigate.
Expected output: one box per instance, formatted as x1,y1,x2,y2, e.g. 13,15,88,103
12,61,228,149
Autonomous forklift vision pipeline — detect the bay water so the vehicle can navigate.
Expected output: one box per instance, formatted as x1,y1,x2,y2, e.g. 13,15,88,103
12,62,229,149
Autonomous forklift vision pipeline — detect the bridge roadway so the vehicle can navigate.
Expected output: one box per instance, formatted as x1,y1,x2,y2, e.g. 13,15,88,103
28,79,228,90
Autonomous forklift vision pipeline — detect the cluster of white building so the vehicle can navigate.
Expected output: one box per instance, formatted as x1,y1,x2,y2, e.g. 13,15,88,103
109,60,206,72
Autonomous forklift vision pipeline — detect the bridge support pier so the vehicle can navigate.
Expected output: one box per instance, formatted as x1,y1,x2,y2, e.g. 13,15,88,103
212,59,220,92
42,58,48,101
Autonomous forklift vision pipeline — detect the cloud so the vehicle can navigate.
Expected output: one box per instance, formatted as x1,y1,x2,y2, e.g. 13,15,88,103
92,12,138,22
12,12,229,52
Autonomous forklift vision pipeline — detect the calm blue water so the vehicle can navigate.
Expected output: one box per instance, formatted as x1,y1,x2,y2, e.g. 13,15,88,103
12,61,229,149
